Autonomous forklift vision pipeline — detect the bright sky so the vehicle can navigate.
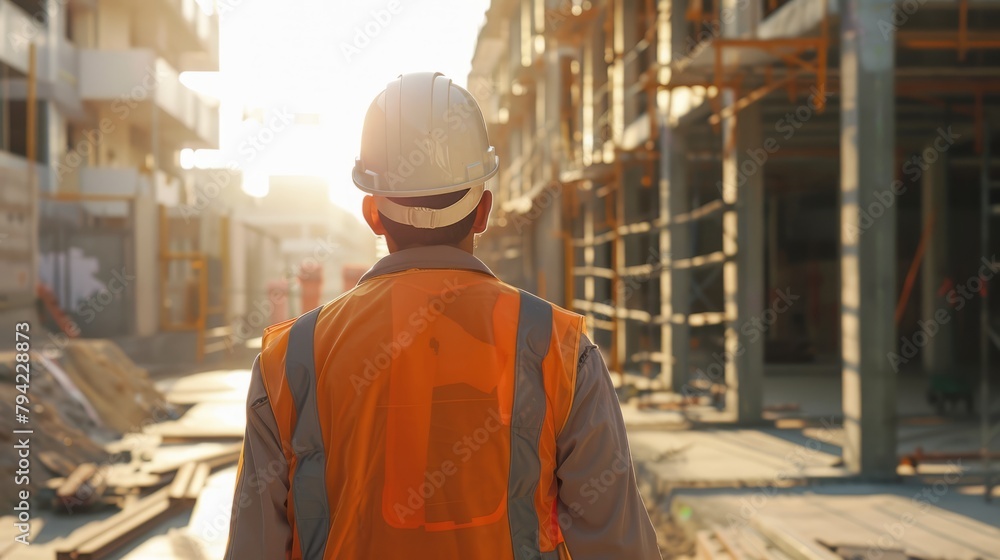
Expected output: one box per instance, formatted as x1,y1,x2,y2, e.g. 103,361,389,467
183,0,492,222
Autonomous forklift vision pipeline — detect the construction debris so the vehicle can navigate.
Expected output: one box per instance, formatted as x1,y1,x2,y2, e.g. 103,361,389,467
55,463,107,511
145,401,245,442
168,462,212,508
0,339,173,511
57,339,172,435
55,485,179,560
0,357,107,509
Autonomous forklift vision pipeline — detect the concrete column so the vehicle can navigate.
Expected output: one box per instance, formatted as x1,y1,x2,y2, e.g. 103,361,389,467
535,47,565,305
582,35,595,165
721,101,765,423
584,188,596,337
660,120,691,392
616,0,639,126
767,193,781,341
134,192,158,336
921,148,952,375
720,0,764,423
667,0,687,60
839,0,897,478
655,0,695,393
611,0,625,144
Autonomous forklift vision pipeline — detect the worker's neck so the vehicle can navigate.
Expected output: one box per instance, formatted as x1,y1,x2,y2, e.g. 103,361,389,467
385,236,475,255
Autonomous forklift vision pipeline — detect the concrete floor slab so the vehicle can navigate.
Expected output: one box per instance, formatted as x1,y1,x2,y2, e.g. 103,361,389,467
630,428,849,489
670,485,1000,560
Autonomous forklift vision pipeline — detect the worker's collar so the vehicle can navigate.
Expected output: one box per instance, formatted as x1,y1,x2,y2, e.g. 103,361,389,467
357,245,497,285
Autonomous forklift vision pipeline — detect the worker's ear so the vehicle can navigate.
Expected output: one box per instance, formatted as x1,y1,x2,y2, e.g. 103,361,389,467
472,190,493,234
362,196,387,236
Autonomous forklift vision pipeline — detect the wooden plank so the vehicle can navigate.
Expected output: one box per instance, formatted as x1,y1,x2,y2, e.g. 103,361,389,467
752,516,841,560
54,465,98,499
146,443,241,475
696,529,727,560
55,486,174,560
713,526,747,560
55,463,107,511
169,462,212,507
158,432,245,444
169,463,197,502
39,450,79,477
146,402,246,441
73,499,176,560
185,464,212,501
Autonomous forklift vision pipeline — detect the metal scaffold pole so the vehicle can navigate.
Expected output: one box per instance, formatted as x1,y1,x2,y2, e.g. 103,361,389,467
980,121,995,502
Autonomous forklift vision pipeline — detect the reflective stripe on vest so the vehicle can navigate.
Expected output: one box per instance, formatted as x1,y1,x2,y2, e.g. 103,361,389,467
287,306,330,559
509,290,552,560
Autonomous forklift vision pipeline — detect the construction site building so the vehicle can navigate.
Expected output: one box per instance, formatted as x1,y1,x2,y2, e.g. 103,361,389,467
469,0,1000,479
0,1,373,364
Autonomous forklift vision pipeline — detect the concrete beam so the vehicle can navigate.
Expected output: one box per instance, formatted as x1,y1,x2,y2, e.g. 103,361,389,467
839,0,898,479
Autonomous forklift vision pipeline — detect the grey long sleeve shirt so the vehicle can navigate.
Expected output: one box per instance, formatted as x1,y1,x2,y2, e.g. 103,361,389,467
225,246,662,560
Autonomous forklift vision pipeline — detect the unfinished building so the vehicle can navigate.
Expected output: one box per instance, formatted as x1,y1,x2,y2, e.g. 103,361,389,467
469,0,1000,479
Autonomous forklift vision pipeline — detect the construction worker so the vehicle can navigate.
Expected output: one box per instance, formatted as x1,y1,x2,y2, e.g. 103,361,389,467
224,72,661,560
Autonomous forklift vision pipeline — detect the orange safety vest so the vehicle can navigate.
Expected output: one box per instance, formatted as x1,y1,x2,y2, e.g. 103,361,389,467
258,268,585,559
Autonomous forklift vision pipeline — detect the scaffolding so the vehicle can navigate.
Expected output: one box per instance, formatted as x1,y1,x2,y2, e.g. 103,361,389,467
474,0,1000,482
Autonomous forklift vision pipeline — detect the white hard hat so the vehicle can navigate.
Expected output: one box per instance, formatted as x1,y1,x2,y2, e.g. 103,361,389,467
352,72,498,229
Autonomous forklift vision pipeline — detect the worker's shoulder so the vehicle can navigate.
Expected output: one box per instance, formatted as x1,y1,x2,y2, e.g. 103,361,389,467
497,282,586,324
260,316,297,353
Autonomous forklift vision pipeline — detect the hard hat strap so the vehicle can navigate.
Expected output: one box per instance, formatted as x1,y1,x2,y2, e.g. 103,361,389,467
375,185,485,229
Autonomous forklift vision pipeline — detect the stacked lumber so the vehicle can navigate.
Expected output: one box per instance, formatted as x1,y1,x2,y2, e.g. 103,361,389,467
57,340,171,435
0,357,106,509
0,339,172,510
54,460,225,560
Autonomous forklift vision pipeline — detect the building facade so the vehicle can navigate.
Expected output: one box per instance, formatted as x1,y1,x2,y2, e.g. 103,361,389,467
0,0,225,358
